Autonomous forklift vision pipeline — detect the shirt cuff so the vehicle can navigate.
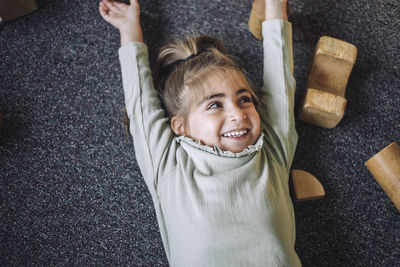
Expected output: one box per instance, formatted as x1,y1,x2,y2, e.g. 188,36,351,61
262,19,292,38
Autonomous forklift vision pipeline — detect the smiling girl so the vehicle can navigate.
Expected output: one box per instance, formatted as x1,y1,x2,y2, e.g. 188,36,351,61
100,0,300,265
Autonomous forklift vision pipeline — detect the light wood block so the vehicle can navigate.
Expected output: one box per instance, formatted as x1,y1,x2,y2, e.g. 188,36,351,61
291,169,325,201
248,0,290,40
248,0,265,40
365,142,400,211
0,0,38,22
299,88,347,128
299,36,357,128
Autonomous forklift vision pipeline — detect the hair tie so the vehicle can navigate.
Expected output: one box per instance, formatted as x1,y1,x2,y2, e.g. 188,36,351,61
172,48,206,67
185,48,206,62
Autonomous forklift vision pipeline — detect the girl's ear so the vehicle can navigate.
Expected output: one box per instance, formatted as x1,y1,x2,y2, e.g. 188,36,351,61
170,116,187,136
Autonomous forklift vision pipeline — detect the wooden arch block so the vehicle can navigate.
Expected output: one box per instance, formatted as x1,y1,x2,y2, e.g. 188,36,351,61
290,170,325,201
248,0,290,40
299,36,357,128
248,0,265,40
365,142,400,211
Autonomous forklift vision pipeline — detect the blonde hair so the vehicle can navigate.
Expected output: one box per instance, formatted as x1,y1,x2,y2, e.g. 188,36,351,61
154,35,257,119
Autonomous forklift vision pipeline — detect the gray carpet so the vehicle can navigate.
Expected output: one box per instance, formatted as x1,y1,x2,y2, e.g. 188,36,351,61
1,0,399,266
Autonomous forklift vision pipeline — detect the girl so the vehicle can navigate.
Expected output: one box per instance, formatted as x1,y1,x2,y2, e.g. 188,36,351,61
99,0,300,266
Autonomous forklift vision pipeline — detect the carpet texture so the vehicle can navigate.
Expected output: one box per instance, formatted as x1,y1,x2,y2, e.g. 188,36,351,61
1,0,399,266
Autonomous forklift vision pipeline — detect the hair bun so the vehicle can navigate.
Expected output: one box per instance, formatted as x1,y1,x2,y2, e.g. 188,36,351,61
194,35,227,55
154,35,227,92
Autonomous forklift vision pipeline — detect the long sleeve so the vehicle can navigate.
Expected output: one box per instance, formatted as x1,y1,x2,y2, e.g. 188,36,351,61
118,42,174,196
258,19,298,171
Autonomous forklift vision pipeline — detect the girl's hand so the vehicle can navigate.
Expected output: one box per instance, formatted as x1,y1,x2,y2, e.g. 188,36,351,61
265,0,288,20
99,0,143,44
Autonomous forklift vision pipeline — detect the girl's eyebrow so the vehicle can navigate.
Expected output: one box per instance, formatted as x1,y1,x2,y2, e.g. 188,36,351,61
198,88,250,106
236,88,251,95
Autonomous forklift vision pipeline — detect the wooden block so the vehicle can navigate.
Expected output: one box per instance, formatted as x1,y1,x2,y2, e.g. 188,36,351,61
365,142,400,211
248,0,290,40
248,0,264,40
307,37,357,96
0,0,38,22
299,36,357,128
291,169,325,201
299,88,347,128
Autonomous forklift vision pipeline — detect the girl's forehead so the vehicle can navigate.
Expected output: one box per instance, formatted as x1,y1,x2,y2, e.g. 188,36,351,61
196,69,250,94
182,68,254,111
208,72,248,87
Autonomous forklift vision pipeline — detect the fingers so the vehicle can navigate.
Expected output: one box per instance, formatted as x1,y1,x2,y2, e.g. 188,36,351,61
101,0,116,13
102,0,127,13
99,0,120,22
99,2,110,19
100,0,125,21
130,0,140,7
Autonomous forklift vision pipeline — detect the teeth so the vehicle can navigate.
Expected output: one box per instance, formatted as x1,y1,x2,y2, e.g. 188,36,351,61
223,129,248,137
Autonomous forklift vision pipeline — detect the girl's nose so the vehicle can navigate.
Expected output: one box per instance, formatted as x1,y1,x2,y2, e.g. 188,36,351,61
228,106,246,121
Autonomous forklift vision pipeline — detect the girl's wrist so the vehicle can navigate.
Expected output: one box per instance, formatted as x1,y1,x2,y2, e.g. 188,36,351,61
265,1,287,20
119,27,143,46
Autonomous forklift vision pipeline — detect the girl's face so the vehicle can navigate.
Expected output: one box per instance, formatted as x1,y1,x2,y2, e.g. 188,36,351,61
171,73,261,153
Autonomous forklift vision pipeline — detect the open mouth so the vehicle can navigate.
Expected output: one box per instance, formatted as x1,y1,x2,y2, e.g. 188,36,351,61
222,129,249,138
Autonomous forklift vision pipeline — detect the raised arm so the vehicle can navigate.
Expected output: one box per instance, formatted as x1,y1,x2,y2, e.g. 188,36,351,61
99,0,143,45
100,0,175,195
257,0,298,170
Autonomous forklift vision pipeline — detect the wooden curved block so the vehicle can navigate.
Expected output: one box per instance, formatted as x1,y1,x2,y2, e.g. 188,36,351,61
291,170,325,201
299,36,357,128
365,142,400,211
248,0,265,40
248,0,290,40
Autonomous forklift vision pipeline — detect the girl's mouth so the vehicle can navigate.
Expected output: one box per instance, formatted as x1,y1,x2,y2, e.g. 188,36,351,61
222,128,248,138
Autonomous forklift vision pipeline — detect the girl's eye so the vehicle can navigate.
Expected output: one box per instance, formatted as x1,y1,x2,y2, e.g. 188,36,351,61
239,95,252,104
207,102,222,109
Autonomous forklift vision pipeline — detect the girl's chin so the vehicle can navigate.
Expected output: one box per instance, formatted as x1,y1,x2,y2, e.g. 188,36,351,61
220,142,253,153
219,135,255,153
200,135,257,153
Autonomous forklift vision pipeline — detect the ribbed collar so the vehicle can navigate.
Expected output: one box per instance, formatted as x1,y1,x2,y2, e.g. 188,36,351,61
175,133,264,158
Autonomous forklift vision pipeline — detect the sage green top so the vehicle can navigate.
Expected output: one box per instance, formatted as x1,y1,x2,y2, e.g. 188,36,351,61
119,20,300,267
